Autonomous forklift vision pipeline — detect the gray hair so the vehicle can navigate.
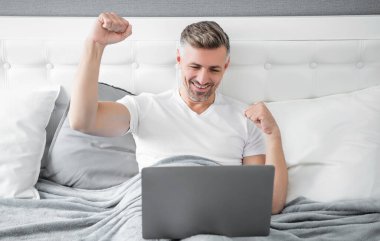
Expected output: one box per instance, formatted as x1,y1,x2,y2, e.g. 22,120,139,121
180,21,230,55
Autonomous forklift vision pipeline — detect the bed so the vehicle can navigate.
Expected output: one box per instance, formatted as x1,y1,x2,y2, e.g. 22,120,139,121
0,15,380,241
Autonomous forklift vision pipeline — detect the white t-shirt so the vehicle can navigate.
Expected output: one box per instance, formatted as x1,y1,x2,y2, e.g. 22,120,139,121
117,89,265,170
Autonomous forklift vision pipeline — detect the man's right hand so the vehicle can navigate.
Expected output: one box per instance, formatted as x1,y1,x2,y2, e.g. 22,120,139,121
90,12,132,46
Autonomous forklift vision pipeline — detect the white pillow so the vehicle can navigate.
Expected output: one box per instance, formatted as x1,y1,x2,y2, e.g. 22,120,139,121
0,87,59,199
267,85,380,203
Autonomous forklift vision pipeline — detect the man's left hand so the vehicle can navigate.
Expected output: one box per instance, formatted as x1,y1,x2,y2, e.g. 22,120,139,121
244,102,279,135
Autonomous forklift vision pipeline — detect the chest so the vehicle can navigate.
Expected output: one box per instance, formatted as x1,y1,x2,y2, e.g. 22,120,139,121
135,105,247,157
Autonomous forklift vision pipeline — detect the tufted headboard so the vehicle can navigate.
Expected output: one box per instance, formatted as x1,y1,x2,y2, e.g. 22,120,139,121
2,15,380,205
1,15,380,105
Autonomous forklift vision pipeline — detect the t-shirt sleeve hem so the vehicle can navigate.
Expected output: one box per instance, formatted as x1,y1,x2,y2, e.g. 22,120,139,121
116,96,138,134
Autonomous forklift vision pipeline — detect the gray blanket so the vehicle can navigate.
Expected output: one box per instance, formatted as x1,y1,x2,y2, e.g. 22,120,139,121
0,156,380,241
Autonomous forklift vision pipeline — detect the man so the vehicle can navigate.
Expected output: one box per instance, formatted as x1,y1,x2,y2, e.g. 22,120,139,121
69,12,288,214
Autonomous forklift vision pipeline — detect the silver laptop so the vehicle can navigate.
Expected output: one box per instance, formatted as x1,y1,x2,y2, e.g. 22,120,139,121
141,165,274,239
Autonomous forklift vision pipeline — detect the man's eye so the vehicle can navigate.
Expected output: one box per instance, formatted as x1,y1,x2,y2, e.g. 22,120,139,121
211,69,220,72
190,66,200,69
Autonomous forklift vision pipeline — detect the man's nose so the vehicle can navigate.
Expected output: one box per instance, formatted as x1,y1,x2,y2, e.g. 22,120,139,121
197,69,209,85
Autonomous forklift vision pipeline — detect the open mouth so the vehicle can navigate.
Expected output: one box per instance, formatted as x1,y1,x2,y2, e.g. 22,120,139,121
191,81,211,92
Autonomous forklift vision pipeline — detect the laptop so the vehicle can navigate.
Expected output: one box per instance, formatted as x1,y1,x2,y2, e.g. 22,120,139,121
141,165,274,239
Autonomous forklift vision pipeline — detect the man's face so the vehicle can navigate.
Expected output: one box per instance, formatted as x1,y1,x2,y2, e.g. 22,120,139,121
177,44,230,103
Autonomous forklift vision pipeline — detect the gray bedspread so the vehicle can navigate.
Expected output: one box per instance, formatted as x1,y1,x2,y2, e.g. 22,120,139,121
0,156,380,241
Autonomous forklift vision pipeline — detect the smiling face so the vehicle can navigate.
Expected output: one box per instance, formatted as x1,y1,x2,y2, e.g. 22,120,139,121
177,44,230,106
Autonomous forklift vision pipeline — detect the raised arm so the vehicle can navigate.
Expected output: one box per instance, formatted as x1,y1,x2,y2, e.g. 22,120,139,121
68,12,132,137
243,102,288,214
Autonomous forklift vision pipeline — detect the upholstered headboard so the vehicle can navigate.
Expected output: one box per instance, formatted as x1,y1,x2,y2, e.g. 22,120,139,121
1,15,380,108
1,16,380,101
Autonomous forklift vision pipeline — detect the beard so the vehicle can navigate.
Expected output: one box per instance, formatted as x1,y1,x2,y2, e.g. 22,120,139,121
184,76,216,102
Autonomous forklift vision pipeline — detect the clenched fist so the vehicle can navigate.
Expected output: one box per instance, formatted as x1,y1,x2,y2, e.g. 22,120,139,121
245,102,279,135
90,12,132,46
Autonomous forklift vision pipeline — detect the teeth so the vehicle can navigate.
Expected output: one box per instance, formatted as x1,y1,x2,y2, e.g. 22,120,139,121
194,82,208,89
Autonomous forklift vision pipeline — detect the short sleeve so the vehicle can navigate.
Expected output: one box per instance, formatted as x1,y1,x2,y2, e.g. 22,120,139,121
243,120,266,157
117,95,139,134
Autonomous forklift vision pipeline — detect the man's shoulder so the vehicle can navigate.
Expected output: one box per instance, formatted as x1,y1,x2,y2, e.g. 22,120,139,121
218,92,249,110
135,89,174,101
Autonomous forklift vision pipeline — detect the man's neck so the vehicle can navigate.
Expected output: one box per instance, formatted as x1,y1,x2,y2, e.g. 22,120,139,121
179,87,216,115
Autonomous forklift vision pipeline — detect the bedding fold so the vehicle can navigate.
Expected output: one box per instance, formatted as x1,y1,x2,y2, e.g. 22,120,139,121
0,155,379,241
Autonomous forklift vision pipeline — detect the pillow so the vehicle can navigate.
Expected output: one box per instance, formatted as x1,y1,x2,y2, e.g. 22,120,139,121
41,83,138,189
41,89,68,169
267,85,380,203
0,86,60,199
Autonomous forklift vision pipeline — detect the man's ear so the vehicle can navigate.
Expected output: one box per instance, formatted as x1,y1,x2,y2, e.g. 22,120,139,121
176,48,181,64
224,56,230,70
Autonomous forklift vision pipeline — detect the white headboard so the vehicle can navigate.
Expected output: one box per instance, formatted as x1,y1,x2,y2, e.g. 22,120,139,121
1,15,380,107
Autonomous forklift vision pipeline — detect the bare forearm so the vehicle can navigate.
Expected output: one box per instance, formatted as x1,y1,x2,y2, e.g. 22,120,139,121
265,131,288,214
68,39,105,131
